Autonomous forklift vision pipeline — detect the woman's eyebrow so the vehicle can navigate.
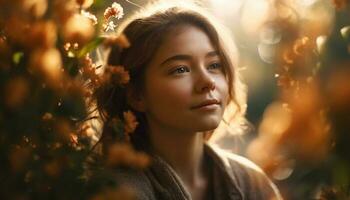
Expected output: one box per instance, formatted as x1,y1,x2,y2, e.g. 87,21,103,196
160,54,191,66
206,50,219,58
160,51,219,66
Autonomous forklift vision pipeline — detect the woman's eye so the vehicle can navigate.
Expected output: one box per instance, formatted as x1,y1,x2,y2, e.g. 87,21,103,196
208,62,222,70
170,66,190,74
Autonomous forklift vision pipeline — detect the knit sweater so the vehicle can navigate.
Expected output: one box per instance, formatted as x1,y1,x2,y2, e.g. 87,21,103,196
113,143,283,200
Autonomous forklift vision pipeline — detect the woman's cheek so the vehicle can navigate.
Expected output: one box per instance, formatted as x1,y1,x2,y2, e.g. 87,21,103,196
145,71,193,107
157,80,192,104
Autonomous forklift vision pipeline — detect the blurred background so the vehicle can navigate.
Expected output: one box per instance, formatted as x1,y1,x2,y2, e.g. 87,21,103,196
1,0,349,199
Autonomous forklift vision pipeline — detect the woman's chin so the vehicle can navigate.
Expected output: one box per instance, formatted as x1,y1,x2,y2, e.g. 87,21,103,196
194,118,221,132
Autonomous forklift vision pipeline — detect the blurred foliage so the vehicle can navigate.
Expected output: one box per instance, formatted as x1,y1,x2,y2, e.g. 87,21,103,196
244,0,350,199
0,0,147,199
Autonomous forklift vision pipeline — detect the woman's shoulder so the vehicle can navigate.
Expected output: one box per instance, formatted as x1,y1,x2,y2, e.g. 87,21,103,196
206,143,283,200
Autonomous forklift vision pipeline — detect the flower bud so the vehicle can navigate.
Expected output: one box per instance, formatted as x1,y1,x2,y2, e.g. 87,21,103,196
28,20,57,49
63,14,95,45
21,0,48,18
76,0,93,9
29,48,63,86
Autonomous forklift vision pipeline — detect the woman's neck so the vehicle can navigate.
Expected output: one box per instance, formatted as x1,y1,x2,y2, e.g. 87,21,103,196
147,124,208,189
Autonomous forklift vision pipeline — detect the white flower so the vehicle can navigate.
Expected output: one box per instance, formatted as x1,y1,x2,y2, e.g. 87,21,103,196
81,10,98,25
103,21,117,32
104,2,124,20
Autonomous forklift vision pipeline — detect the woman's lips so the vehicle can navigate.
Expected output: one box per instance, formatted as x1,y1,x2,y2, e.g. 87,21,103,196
191,99,220,109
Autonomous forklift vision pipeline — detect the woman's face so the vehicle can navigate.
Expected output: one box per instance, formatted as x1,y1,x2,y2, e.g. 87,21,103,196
139,25,229,133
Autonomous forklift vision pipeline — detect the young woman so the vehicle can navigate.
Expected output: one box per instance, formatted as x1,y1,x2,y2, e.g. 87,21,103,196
95,1,282,199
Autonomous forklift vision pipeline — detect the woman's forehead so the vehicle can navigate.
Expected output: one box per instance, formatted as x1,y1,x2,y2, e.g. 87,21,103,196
152,25,218,62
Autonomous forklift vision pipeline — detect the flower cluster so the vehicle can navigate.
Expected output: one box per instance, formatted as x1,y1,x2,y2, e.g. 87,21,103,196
103,2,124,32
105,65,131,85
123,111,139,135
104,2,124,20
106,142,150,169
0,0,143,199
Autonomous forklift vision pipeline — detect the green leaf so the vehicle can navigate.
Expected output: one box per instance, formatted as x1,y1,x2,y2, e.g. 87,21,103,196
77,37,105,58
12,52,24,65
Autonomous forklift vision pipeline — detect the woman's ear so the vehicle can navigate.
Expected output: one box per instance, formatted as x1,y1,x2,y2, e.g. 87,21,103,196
126,86,146,112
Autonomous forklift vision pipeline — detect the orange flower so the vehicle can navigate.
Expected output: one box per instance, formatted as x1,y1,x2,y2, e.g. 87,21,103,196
292,37,312,56
282,48,296,65
4,16,29,47
107,65,130,85
63,13,95,45
276,73,294,89
81,54,100,85
104,2,124,20
28,20,57,49
53,0,77,24
29,48,63,87
5,18,57,50
21,0,48,18
82,64,99,83
104,34,131,49
60,79,88,99
106,143,150,169
123,111,138,136
76,0,93,9
106,143,134,167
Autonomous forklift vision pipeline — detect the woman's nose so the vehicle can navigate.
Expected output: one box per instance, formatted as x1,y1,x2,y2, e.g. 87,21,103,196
195,70,216,93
